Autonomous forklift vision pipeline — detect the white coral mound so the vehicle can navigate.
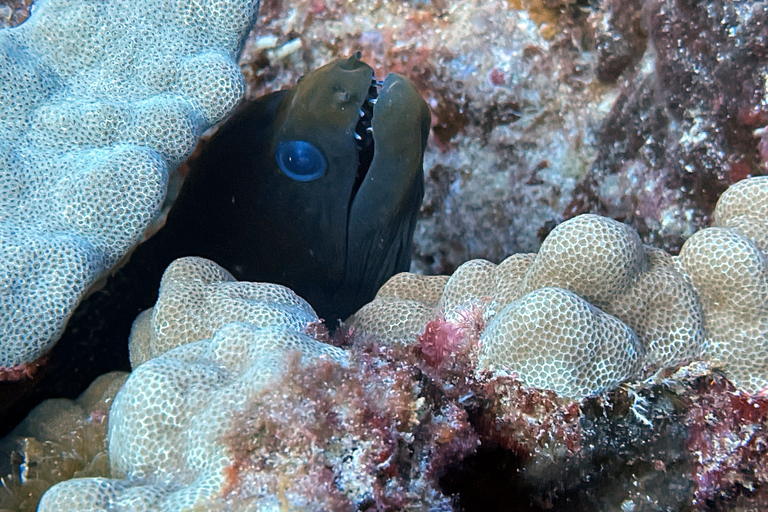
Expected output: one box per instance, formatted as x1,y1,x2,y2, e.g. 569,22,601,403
129,257,320,366
0,0,257,368
351,217,702,398
676,176,768,392
479,287,644,398
352,177,768,397
38,258,347,511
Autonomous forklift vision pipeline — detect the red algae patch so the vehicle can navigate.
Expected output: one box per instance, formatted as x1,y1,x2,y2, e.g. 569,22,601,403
686,374,768,509
220,342,477,510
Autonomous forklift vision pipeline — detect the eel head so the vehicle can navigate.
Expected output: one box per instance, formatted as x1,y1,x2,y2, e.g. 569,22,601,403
173,53,430,322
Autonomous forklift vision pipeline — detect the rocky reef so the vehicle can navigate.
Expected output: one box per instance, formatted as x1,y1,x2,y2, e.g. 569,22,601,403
237,0,768,268
2,176,760,511
2,0,768,511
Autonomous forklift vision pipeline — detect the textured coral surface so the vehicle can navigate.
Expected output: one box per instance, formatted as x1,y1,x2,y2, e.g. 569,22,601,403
0,371,127,511
34,179,768,511
0,0,256,371
128,257,320,367
32,273,768,511
36,258,347,511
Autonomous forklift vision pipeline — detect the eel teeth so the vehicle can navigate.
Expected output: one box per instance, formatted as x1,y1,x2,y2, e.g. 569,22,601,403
359,109,365,117
368,97,377,105
354,132,362,141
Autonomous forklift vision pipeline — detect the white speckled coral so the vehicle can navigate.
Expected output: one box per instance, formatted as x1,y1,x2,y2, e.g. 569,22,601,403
517,214,647,308
129,257,320,367
347,272,449,345
38,258,347,512
676,176,768,392
36,178,768,508
523,216,704,368
352,214,705,398
713,175,768,252
0,0,257,369
605,247,704,366
479,287,644,398
355,191,768,402
358,178,768,395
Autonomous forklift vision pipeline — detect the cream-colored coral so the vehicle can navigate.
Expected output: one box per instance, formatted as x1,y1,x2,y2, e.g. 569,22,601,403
128,256,319,367
352,214,705,398
478,287,644,399
0,371,128,512
33,177,768,509
675,177,768,392
358,178,768,396
38,258,346,512
713,175,768,252
346,272,448,345
437,259,497,321
605,247,704,366
446,215,702,369
489,252,536,310
517,214,647,308
348,254,536,348
0,0,257,369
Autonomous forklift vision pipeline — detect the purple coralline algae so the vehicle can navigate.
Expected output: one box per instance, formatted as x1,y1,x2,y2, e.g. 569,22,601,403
571,0,768,253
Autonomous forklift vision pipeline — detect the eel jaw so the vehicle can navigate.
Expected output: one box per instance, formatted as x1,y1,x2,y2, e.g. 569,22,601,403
342,70,429,313
349,76,380,206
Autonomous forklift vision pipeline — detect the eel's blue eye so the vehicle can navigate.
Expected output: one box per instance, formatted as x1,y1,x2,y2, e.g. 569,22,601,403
275,140,327,182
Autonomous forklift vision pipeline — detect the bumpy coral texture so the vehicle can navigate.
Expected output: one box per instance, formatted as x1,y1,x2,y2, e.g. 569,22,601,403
347,272,449,345
517,214,705,369
0,371,128,511
351,214,705,398
480,287,644,398
0,0,257,369
128,257,320,367
676,176,768,392
353,177,768,397
37,258,347,511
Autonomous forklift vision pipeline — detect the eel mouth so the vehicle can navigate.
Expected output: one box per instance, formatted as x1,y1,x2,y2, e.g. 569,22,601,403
350,75,380,203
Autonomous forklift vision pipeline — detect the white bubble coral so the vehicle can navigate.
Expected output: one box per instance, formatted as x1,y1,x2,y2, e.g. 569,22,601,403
38,258,346,511
0,0,257,371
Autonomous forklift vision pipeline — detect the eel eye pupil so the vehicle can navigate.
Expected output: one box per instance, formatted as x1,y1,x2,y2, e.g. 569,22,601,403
275,140,327,181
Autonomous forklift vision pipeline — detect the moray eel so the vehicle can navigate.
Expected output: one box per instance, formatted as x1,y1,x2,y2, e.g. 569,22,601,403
149,53,430,322
0,54,429,434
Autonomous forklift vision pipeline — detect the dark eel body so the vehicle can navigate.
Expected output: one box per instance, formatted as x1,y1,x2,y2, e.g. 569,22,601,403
0,54,430,435
157,53,429,322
